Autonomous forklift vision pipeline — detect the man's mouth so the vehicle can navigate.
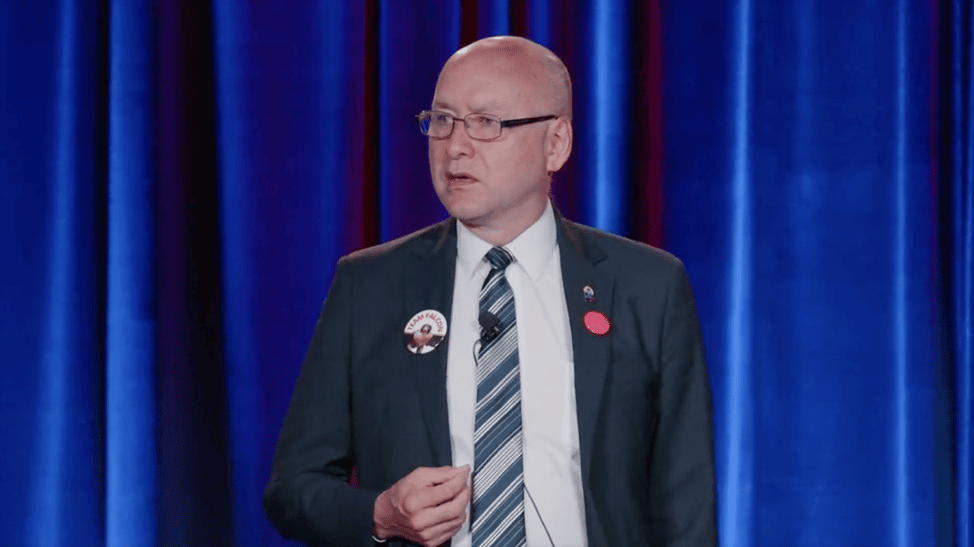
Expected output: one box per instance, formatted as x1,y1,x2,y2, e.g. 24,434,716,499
446,172,477,183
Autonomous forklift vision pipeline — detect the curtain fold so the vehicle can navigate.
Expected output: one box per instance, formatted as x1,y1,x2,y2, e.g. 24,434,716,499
949,1,974,544
0,1,971,546
105,1,159,544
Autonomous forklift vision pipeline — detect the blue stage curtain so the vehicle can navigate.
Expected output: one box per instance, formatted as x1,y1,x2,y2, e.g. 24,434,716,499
0,1,971,546
665,0,958,545
948,1,974,544
0,2,108,546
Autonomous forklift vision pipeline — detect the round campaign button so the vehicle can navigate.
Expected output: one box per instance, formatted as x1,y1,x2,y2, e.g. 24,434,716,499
583,310,611,336
403,309,448,355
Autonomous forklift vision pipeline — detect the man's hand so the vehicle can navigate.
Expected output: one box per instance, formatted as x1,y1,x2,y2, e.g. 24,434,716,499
373,465,471,547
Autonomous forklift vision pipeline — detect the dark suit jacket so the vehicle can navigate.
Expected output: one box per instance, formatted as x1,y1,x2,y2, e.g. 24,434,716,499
264,213,717,547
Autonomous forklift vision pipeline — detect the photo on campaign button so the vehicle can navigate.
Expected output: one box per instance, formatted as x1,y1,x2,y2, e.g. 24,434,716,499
403,309,448,355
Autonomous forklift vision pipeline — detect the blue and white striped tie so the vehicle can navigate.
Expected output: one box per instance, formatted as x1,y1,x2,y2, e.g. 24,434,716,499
472,247,526,547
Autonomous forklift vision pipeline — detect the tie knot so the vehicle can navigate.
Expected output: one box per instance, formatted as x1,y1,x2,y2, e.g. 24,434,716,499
483,247,513,270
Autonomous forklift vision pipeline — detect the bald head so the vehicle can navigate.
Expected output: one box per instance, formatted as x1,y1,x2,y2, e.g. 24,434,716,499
439,36,573,120
427,36,574,246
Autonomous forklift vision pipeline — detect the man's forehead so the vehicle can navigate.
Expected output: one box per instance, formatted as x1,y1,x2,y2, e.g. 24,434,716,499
435,36,569,106
436,56,541,90
432,62,534,112
445,47,536,75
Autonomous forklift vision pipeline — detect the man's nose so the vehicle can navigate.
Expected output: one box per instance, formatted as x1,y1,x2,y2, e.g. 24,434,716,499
446,121,475,157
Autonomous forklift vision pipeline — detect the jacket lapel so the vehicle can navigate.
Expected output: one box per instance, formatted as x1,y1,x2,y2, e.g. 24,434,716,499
403,219,458,467
556,213,613,485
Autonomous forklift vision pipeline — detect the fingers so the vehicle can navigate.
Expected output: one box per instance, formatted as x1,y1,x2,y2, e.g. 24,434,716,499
414,509,468,547
415,465,468,487
425,484,471,544
375,466,472,545
404,468,469,526
410,483,470,547
397,466,465,515
418,465,470,508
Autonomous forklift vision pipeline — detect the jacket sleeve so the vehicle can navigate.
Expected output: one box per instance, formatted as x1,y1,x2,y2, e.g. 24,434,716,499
263,259,381,546
648,262,718,546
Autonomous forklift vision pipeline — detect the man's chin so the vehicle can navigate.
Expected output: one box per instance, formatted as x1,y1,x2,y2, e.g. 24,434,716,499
444,201,488,225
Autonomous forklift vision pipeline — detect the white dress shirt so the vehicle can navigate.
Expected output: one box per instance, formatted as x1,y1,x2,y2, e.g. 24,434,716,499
447,202,588,547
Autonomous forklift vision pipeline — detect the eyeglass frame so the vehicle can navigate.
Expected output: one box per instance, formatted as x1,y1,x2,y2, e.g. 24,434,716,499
415,110,558,141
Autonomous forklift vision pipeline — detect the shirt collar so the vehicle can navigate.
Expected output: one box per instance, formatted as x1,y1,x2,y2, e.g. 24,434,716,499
456,200,557,282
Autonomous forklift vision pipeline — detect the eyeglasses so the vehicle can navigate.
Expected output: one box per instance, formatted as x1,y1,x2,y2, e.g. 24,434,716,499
416,110,557,141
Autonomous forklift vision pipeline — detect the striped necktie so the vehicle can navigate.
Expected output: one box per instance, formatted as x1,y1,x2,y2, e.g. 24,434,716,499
471,246,526,547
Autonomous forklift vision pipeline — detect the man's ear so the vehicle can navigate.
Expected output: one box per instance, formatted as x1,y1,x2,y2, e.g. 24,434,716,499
545,117,573,173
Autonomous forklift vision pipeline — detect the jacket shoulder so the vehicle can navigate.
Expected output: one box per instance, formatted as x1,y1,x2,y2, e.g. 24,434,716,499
340,218,455,268
560,219,685,273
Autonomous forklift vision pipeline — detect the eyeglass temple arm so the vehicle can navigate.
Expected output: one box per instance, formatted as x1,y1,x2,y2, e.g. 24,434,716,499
499,115,558,128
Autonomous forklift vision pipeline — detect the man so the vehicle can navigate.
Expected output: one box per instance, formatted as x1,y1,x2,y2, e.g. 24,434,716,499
264,36,716,547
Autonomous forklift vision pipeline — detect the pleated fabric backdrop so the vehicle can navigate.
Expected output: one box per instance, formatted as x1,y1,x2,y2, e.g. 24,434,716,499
0,1,970,546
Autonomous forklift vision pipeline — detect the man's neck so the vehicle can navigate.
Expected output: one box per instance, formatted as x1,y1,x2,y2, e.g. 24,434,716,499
459,201,549,247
